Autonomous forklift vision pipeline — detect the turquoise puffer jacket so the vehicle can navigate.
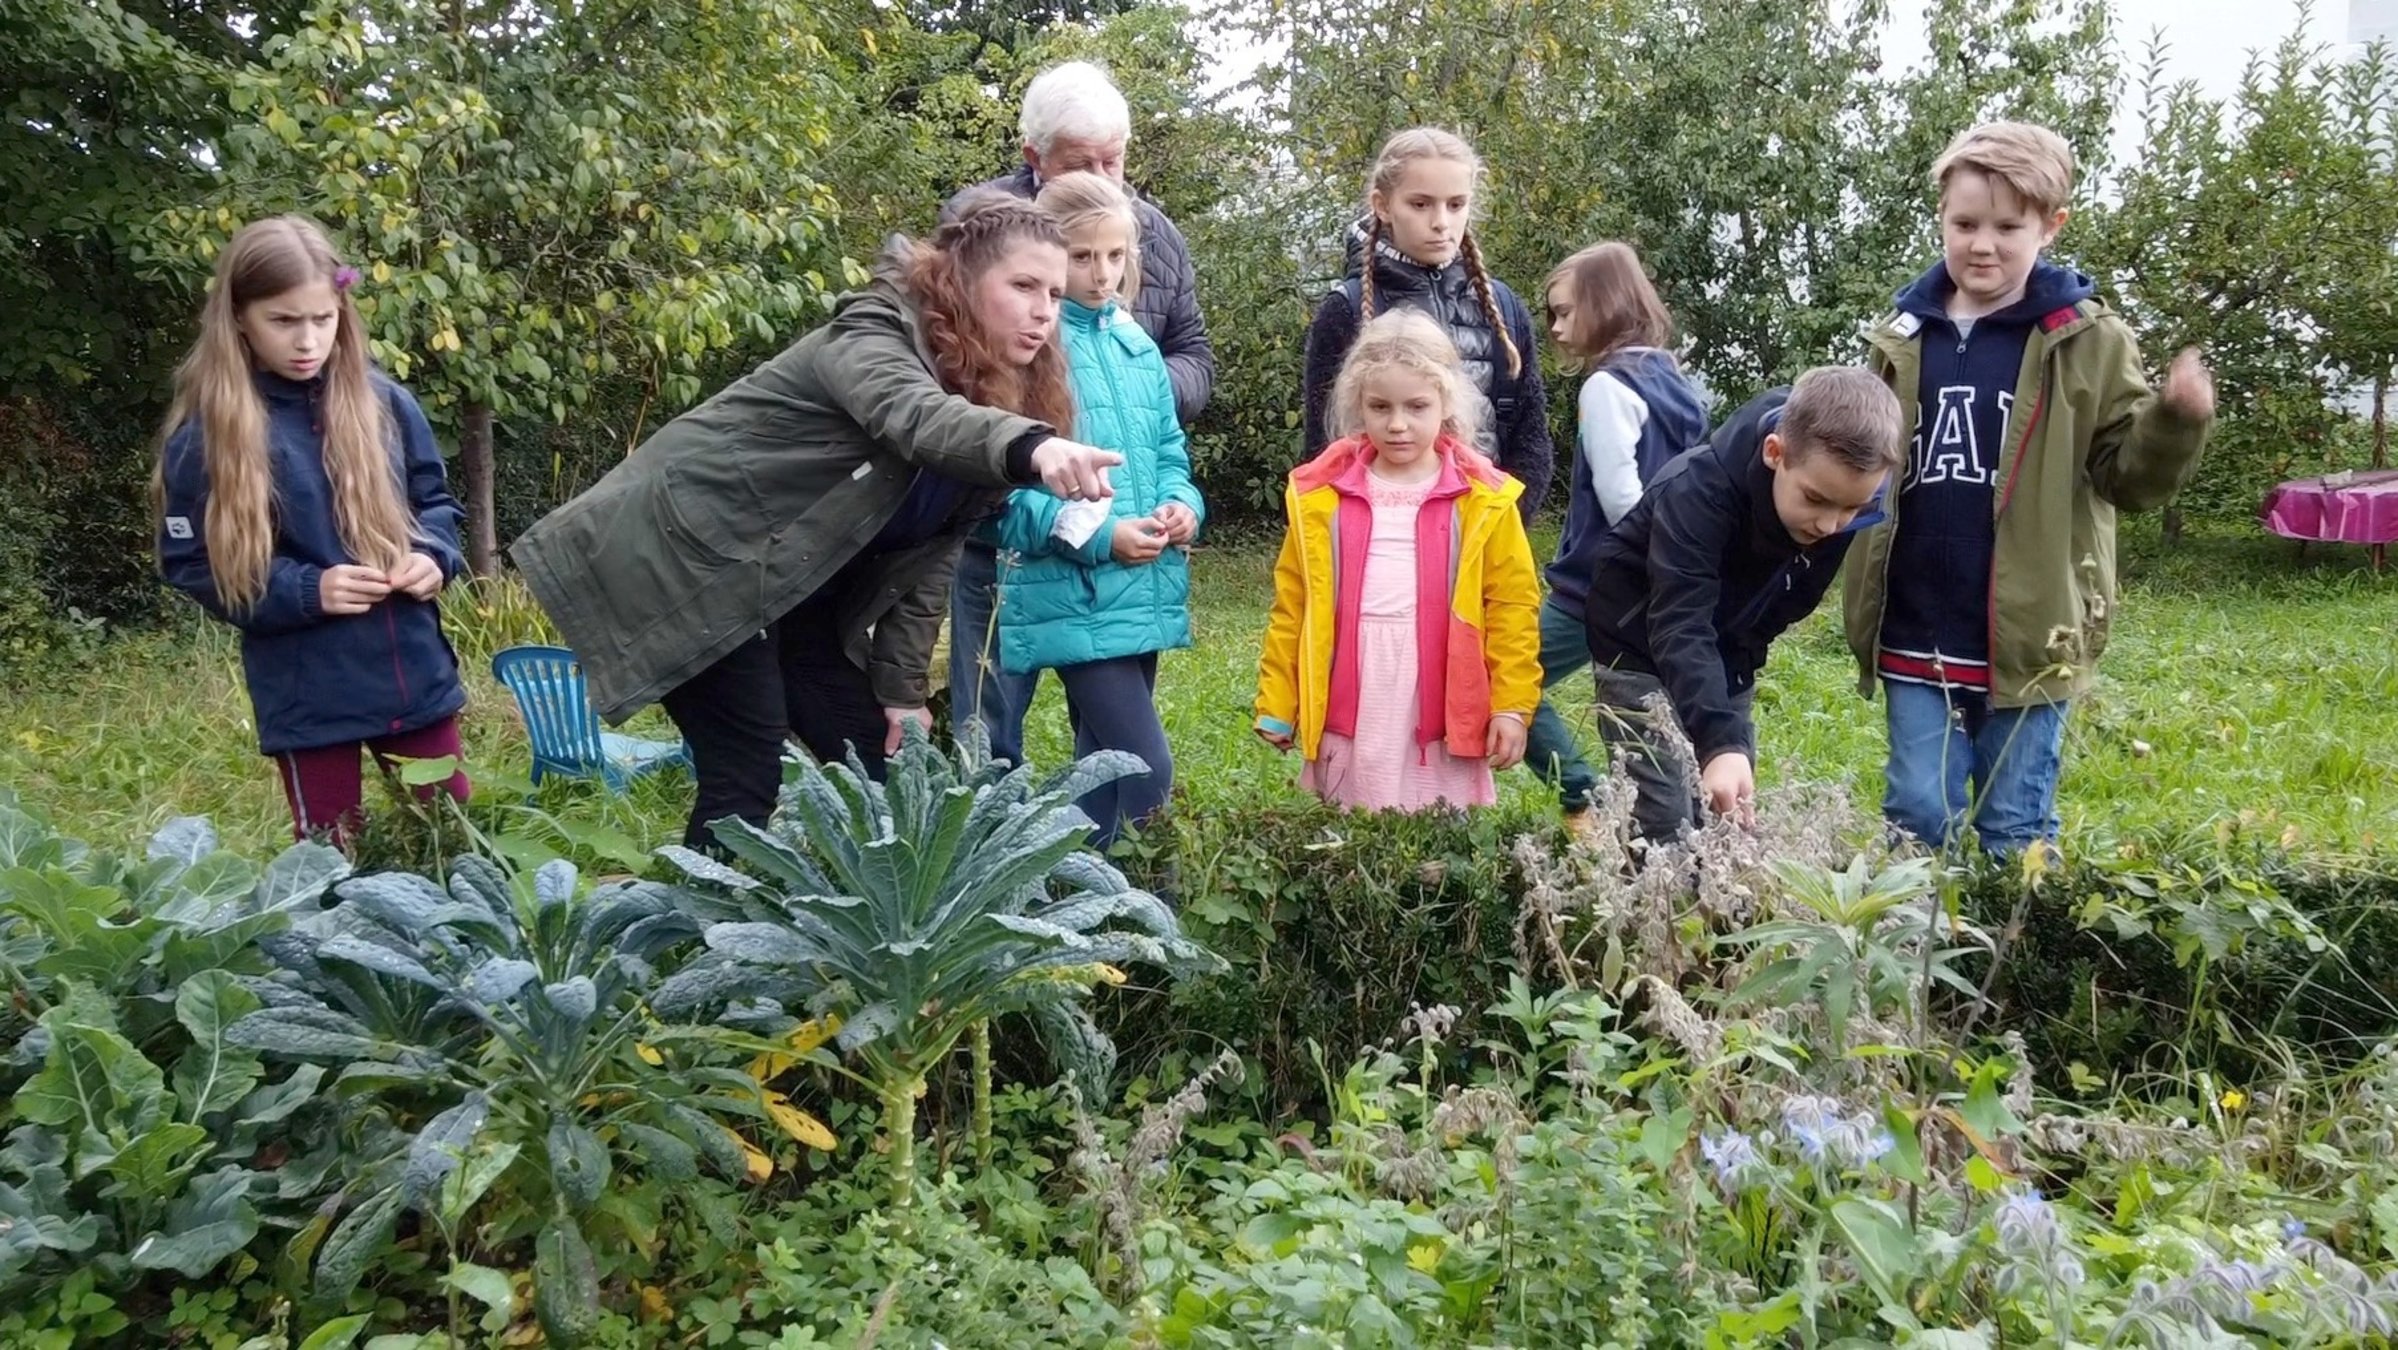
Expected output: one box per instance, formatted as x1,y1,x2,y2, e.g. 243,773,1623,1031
992,298,1205,674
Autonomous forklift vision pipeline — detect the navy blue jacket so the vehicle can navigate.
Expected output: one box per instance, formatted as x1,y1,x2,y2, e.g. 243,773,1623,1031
159,371,467,755
1879,260,2094,691
1545,347,1710,620
1582,388,1884,763
1301,222,1556,520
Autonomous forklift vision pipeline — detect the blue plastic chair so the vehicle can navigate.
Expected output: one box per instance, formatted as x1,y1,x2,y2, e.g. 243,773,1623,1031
491,645,688,792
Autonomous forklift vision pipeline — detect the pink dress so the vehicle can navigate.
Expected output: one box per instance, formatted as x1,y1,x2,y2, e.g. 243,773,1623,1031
1301,468,1497,811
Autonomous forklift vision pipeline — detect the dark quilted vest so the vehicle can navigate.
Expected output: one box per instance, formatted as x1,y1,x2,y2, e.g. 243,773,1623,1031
1341,232,1514,426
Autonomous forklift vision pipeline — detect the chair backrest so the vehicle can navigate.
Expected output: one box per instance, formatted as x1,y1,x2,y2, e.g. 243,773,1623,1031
491,645,606,767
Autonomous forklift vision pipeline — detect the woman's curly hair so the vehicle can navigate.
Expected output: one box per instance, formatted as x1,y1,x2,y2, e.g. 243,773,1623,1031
903,190,1077,433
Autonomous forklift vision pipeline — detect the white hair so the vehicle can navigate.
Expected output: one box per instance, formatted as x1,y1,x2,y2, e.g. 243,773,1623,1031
1019,61,1132,156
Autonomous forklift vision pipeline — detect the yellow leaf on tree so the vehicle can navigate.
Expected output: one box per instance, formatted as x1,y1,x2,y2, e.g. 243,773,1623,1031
762,1091,838,1151
372,260,392,284
635,1042,664,1066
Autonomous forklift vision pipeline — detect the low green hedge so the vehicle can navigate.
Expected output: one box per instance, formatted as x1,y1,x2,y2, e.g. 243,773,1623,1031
1108,800,1542,1111
1120,800,2398,1108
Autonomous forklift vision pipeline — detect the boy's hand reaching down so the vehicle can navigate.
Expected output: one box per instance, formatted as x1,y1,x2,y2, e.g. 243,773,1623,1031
1700,750,1756,829
2161,347,2215,423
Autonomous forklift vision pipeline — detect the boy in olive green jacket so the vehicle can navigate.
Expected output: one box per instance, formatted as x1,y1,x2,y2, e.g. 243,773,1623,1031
1842,120,2216,854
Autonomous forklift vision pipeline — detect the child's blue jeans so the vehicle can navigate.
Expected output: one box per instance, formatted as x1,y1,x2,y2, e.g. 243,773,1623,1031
1880,680,2068,855
1523,597,1601,811
948,542,1038,765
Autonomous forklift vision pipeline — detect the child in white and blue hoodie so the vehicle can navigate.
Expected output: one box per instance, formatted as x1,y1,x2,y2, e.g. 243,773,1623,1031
1530,242,1708,833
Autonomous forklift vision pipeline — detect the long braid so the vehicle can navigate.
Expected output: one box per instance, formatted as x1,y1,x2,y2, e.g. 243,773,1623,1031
1456,231,1522,379
1358,215,1382,321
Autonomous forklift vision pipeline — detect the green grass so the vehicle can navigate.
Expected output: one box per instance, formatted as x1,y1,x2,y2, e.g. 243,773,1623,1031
4,517,2393,858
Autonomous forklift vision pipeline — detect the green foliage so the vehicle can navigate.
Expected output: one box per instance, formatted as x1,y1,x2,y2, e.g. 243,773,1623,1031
1109,797,1545,1109
222,854,764,1336
0,0,229,390
2,731,2397,1345
672,729,1220,1210
0,795,341,1303
2087,25,2398,513
133,0,856,570
1975,842,2398,1090
1722,855,1982,1061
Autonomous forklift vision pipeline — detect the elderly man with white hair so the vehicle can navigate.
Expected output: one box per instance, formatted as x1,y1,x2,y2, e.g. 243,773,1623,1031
943,60,1213,420
944,60,1215,768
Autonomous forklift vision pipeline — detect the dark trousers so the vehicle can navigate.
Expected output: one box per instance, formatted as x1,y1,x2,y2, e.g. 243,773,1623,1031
661,590,886,851
1594,664,1753,843
275,715,470,845
1057,652,1171,847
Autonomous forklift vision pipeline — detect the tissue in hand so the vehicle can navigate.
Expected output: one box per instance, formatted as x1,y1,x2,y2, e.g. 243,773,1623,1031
1051,498,1111,550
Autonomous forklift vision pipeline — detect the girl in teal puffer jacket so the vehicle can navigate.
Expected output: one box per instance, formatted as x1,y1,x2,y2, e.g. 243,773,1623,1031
994,171,1206,844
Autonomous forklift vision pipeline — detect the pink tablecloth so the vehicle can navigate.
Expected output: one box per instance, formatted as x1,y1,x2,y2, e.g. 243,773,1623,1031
2260,469,2398,545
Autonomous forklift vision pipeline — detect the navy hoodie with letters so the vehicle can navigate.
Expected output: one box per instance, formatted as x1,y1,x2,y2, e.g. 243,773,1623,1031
1877,259,2095,693
158,370,468,756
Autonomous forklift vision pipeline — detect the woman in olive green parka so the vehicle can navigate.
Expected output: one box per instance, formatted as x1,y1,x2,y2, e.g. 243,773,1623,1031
512,197,1121,850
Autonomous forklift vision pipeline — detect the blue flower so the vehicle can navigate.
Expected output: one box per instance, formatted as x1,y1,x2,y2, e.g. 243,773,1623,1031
1699,1129,1763,1187
1994,1188,2059,1253
1780,1096,1840,1162
1777,1095,1891,1167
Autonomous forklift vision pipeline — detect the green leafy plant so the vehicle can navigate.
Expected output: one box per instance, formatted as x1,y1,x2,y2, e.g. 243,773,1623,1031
0,799,345,1298
1721,855,1985,1063
678,731,1220,1213
225,854,762,1344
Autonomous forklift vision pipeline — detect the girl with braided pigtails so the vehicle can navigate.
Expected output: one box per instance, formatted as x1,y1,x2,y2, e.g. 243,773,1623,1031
1299,128,1555,523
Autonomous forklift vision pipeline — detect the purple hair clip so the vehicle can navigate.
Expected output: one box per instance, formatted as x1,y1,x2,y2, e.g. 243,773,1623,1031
333,265,361,292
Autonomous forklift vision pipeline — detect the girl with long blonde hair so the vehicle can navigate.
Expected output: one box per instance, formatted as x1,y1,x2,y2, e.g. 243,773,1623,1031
155,214,470,844
963,171,1204,846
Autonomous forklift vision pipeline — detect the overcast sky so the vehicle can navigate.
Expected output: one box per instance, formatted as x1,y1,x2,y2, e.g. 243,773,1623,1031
1204,0,2382,159
1881,0,2365,164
